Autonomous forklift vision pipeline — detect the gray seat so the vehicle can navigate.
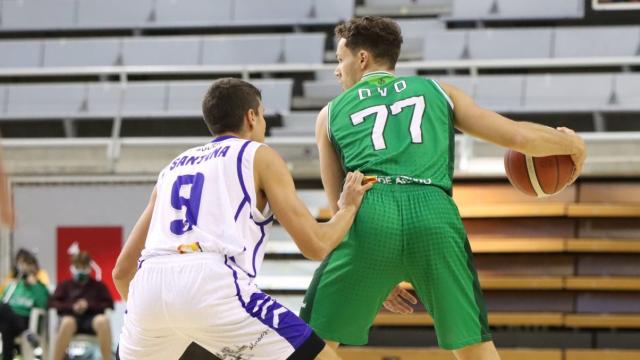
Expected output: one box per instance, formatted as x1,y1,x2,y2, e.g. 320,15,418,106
284,34,326,64
155,0,232,26
554,26,640,58
87,83,122,116
253,80,293,115
614,74,640,109
524,74,614,111
6,83,86,117
450,0,494,19
1,0,75,29
315,68,417,82
43,39,121,67
314,0,355,22
233,0,313,24
0,40,42,68
0,86,5,115
202,35,282,65
168,80,292,116
167,82,210,115
397,19,445,60
423,30,467,60
496,0,584,19
282,112,317,129
77,0,153,28
452,0,583,20
303,81,342,101
122,83,168,115
474,75,524,111
430,76,474,97
468,29,552,59
122,37,201,66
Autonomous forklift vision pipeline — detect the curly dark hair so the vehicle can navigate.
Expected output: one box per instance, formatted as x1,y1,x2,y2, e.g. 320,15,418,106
335,16,403,69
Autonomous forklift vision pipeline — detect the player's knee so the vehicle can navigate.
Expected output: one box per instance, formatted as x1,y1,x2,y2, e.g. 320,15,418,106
92,314,110,333
59,316,77,333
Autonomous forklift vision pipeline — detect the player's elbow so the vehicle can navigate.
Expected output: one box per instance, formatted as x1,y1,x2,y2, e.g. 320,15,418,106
298,238,329,261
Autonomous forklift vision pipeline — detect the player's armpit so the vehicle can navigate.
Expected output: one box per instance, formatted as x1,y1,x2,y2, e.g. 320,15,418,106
113,187,156,300
316,105,344,216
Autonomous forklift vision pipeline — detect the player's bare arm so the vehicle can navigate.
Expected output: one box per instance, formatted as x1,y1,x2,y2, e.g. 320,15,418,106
316,106,346,215
112,187,156,300
441,82,586,183
254,145,371,261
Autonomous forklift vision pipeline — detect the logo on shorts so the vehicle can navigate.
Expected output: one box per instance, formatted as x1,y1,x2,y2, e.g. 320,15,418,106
214,329,270,360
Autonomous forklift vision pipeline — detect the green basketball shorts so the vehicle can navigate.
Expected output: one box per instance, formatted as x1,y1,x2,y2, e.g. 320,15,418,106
299,184,491,350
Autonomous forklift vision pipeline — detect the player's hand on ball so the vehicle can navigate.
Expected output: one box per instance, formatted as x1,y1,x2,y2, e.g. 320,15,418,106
557,127,586,184
383,284,417,314
337,171,374,211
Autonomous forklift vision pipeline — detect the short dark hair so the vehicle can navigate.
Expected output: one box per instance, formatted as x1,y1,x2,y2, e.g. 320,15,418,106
72,251,91,267
202,78,262,136
335,16,403,69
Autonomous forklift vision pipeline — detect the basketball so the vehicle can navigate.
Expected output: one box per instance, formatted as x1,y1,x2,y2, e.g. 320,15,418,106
504,150,575,197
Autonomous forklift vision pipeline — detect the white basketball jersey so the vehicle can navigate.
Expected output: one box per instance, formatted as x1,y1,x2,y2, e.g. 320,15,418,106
142,136,273,277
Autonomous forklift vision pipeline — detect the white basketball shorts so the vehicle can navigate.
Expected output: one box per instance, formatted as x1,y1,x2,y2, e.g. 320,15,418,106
117,253,324,360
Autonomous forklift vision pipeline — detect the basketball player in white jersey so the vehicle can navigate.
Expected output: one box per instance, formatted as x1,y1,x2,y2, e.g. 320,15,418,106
113,78,372,360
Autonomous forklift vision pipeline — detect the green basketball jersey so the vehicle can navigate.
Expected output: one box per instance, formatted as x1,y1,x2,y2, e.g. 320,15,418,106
328,71,455,193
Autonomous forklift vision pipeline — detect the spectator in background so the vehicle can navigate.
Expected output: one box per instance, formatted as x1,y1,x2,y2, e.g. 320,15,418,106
51,251,114,360
1,248,50,294
0,146,15,229
0,249,49,360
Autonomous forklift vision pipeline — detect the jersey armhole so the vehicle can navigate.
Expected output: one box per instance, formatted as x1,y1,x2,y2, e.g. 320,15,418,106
250,143,274,224
326,101,333,145
431,79,455,111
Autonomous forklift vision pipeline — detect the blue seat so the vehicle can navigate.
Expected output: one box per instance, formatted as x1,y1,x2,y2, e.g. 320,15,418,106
6,83,87,117
43,39,122,67
122,37,201,66
1,0,75,29
0,40,42,68
155,0,233,26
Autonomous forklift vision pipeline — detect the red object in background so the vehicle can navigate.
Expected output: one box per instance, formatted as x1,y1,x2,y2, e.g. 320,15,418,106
57,227,123,301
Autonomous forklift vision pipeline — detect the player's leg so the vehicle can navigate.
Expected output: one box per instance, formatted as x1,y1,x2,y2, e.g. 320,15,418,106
453,341,500,360
118,257,191,360
53,315,77,360
403,186,497,358
314,343,341,359
300,186,404,345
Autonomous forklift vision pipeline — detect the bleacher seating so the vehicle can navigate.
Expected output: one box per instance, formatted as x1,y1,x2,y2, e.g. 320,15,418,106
0,0,355,30
1,0,639,357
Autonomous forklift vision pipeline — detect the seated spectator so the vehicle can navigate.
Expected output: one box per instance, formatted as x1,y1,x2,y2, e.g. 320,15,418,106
0,249,49,360
0,248,50,294
51,252,114,360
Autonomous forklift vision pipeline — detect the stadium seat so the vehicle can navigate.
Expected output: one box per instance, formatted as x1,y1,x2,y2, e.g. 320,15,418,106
121,82,168,115
5,83,86,117
1,0,75,29
451,0,584,20
77,0,154,28
430,76,475,97
474,75,525,111
154,0,233,26
524,74,614,111
122,37,201,66
468,29,553,59
166,82,209,115
43,38,122,67
0,40,42,68
423,30,468,60
284,33,326,64
86,83,122,116
314,0,355,22
233,0,314,24
554,26,640,58
0,85,5,114
396,19,445,60
254,79,294,115
202,35,283,65
614,74,640,108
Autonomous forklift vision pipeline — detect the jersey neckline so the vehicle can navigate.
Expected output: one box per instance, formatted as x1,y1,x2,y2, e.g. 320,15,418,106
211,135,237,143
361,71,395,80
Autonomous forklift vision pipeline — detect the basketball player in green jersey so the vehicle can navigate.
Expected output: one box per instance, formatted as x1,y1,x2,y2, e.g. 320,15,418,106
299,17,587,360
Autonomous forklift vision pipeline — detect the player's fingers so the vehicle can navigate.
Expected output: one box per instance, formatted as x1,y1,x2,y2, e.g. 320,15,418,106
351,171,364,186
398,288,418,304
361,181,374,192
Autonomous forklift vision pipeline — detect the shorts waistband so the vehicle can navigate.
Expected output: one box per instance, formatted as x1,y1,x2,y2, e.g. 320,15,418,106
139,252,225,269
368,175,432,185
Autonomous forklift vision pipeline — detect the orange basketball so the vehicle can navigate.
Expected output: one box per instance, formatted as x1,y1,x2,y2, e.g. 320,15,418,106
504,150,575,197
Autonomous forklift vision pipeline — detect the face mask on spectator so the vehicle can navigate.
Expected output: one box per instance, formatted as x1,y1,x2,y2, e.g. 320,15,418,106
71,266,90,282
